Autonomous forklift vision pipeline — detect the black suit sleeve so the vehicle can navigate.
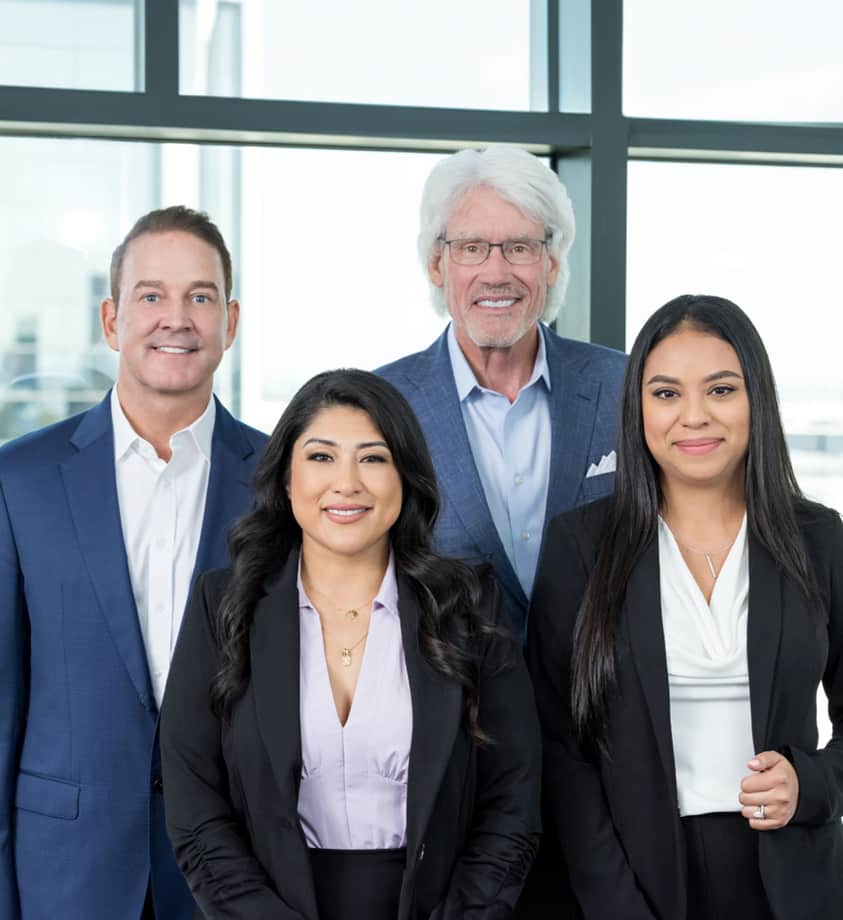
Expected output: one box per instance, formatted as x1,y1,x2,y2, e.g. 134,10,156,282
433,578,542,920
789,511,843,826
160,573,303,920
526,514,656,920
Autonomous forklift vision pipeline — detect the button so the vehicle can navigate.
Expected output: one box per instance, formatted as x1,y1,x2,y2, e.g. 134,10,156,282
417,843,425,862
514,474,524,485
151,776,163,793
521,531,531,541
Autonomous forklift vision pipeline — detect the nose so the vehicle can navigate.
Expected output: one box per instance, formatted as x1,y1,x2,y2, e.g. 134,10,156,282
159,297,193,330
679,393,710,428
331,458,363,495
478,243,512,281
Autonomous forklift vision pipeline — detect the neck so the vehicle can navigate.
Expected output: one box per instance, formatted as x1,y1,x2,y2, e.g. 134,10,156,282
455,325,539,403
660,473,746,540
115,379,211,461
300,537,390,604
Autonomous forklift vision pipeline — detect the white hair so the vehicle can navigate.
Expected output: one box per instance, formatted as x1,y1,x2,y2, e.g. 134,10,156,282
418,145,576,323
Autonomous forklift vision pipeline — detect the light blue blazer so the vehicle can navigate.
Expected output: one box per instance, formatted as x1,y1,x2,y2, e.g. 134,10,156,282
377,324,626,641
0,392,267,920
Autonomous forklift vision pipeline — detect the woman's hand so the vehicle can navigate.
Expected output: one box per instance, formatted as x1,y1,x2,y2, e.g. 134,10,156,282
739,751,799,830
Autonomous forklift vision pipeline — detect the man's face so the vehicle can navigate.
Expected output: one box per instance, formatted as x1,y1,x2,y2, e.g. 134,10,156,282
428,185,559,351
101,230,238,404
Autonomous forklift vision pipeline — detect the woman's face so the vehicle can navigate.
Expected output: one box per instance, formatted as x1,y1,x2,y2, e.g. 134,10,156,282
641,327,750,492
287,405,403,564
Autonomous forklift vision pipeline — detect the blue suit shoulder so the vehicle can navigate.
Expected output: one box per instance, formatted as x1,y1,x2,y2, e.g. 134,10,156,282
0,410,86,474
542,326,627,379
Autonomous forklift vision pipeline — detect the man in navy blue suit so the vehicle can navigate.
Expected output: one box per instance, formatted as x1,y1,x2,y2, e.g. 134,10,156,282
378,146,626,644
0,207,267,919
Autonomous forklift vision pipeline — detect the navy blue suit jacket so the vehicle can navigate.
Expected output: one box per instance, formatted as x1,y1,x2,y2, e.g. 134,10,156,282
0,393,267,920
377,324,626,641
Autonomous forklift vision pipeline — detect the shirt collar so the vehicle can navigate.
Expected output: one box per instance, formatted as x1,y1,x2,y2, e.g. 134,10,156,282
297,549,400,619
446,322,551,403
110,385,216,464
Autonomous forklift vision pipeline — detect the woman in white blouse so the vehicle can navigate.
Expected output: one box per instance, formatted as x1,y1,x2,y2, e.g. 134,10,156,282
527,295,843,920
160,369,541,920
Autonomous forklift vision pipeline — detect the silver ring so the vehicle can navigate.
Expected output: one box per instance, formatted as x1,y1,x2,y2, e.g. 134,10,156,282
753,803,766,820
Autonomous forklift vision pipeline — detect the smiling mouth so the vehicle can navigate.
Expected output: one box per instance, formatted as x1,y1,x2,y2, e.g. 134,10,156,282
153,346,198,354
674,438,722,455
474,297,519,309
323,506,371,521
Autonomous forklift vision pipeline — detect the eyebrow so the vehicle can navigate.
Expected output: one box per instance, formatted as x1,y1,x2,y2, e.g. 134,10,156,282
133,280,219,291
645,370,744,386
302,437,389,449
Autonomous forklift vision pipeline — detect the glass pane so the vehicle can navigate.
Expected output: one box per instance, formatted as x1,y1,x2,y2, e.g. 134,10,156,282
180,0,538,110
627,159,842,744
0,0,139,91
624,0,843,121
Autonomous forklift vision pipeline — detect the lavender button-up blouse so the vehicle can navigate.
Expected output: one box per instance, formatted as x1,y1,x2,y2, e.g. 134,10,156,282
296,555,413,849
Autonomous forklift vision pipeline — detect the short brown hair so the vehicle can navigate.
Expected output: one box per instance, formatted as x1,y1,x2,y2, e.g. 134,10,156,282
109,205,233,304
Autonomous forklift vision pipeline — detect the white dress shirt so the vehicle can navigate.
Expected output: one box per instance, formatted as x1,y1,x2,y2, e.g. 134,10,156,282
659,515,756,816
297,553,413,849
447,324,551,600
111,387,214,707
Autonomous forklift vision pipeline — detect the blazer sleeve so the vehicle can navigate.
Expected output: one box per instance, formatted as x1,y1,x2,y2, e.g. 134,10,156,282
432,578,542,920
788,510,843,826
160,572,303,920
526,513,656,920
0,481,24,920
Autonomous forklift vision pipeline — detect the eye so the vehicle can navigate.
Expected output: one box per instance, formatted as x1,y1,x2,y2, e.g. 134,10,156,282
510,242,528,254
360,453,389,463
709,384,736,396
141,293,160,303
462,242,480,254
652,388,679,399
193,293,210,304
306,451,333,462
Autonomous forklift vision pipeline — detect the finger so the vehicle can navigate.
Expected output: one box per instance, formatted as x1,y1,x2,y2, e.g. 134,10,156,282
748,751,783,772
740,773,778,794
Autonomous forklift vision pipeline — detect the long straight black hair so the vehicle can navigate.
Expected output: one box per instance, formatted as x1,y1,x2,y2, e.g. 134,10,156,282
210,369,501,743
572,294,817,752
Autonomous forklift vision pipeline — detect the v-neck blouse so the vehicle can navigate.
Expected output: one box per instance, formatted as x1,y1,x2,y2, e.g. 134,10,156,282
659,515,756,816
296,554,413,849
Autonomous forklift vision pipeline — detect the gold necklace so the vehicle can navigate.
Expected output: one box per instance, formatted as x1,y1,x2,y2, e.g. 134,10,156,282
666,526,736,578
337,630,369,668
302,578,373,622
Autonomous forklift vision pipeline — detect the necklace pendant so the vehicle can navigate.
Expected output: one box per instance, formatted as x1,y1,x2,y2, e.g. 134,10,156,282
340,648,352,667
345,608,359,622
705,553,717,578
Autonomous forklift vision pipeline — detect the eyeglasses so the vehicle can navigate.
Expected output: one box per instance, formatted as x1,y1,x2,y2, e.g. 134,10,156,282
438,236,550,266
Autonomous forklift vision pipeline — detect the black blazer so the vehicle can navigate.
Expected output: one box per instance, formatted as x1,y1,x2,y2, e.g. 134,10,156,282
160,552,542,920
526,497,843,920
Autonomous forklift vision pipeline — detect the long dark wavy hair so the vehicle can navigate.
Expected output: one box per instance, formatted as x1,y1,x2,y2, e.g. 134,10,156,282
210,369,502,743
572,294,818,753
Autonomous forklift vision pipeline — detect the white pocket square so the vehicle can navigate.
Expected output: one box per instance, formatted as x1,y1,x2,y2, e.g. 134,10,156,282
586,450,617,478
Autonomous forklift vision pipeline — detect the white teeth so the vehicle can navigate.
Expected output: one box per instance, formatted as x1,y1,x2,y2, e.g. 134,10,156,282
156,346,192,354
326,508,366,516
477,299,516,308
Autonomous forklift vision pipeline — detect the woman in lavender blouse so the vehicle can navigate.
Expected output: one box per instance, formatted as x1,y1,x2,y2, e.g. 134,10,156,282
160,369,541,920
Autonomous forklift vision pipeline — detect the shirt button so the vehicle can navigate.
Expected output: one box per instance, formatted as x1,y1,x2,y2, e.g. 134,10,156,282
521,531,531,541
514,474,524,485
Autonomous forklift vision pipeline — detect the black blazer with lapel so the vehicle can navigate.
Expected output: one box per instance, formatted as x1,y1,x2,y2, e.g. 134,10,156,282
160,552,542,920
526,497,843,920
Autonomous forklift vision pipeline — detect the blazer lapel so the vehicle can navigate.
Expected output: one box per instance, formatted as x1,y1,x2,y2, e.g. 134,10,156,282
410,333,526,610
61,395,156,712
624,538,678,800
544,327,602,523
399,573,463,863
746,534,783,752
190,399,258,589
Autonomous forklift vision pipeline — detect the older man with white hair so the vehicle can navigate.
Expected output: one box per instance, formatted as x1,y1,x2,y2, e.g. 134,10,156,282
378,146,626,644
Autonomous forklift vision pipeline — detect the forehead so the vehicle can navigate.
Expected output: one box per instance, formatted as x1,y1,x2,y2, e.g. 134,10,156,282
446,185,543,237
298,404,384,442
643,328,742,378
121,230,224,284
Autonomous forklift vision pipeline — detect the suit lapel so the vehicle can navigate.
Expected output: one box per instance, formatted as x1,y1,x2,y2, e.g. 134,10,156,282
191,399,257,589
399,573,463,862
624,538,677,799
410,333,526,610
544,328,602,522
746,534,783,752
61,396,156,712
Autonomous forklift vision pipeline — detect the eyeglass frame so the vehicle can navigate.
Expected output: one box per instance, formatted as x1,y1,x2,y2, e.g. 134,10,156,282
437,235,552,266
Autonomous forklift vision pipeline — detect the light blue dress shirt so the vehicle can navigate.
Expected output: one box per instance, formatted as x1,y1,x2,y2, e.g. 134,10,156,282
447,324,551,600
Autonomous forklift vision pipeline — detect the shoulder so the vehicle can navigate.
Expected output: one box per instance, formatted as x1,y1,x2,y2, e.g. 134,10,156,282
542,326,627,380
794,498,843,561
545,495,612,558
237,420,269,452
0,410,88,474
375,334,445,388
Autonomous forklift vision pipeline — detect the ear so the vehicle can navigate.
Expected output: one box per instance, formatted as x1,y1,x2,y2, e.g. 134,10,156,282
100,298,120,352
427,248,445,288
546,249,560,288
224,299,240,349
